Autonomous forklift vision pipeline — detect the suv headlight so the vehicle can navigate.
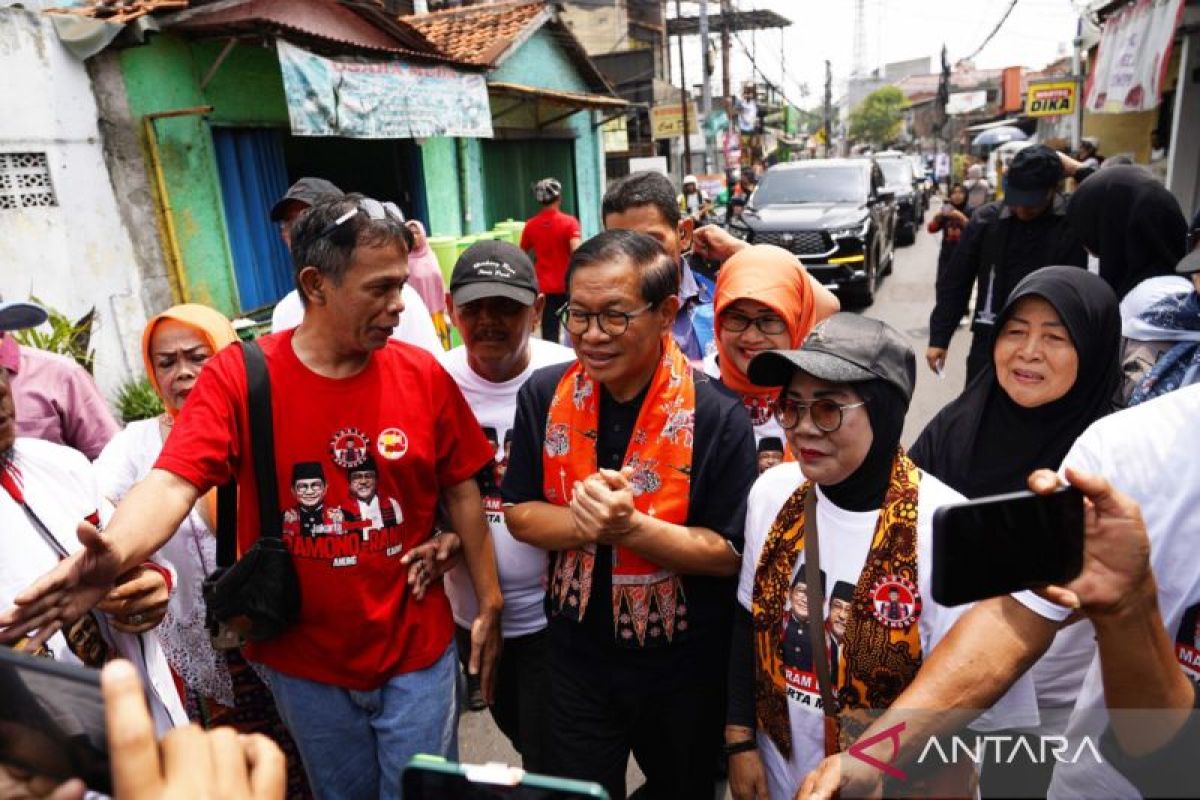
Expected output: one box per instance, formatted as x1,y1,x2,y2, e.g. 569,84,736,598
830,219,870,239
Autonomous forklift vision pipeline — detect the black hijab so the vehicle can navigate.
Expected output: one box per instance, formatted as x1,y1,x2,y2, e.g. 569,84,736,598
821,379,909,512
910,266,1120,498
1066,166,1188,299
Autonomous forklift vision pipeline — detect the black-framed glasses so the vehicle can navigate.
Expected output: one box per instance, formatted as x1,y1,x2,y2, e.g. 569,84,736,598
719,310,789,335
318,197,404,239
774,397,866,433
556,302,654,337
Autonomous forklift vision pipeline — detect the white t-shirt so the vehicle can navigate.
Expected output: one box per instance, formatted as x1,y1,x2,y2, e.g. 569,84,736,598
738,463,1043,798
95,418,235,706
270,287,443,356
1047,385,1200,799
1,438,187,733
438,337,576,637
703,353,787,447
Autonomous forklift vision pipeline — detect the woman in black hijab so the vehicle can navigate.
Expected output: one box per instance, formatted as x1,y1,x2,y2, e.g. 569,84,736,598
1066,165,1188,299
911,266,1120,498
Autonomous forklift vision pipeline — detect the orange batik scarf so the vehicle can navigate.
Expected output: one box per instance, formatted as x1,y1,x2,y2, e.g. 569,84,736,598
543,337,695,648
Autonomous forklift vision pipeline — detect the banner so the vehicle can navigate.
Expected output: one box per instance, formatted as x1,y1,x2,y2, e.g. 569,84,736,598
650,102,699,140
1085,0,1184,114
276,40,493,139
946,90,987,115
1025,81,1077,117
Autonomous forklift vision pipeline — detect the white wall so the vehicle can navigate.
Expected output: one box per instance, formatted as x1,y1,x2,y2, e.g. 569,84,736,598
0,8,149,401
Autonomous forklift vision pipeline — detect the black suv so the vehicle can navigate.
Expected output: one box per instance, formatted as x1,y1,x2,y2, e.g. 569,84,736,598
874,155,925,246
728,159,896,306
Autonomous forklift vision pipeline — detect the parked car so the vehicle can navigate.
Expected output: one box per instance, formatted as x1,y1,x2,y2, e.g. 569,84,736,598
728,159,896,307
873,155,924,246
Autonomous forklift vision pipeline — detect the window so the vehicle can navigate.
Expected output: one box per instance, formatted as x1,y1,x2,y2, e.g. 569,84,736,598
0,152,57,209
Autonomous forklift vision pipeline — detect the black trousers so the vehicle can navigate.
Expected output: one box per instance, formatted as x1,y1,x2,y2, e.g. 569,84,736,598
541,293,568,345
454,626,551,773
544,635,726,800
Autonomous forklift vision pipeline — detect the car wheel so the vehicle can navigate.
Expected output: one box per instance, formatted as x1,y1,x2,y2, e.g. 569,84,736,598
897,223,916,246
847,257,877,308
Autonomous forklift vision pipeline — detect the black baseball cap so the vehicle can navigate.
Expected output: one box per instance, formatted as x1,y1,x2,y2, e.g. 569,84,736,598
747,313,916,402
0,296,48,332
450,240,539,306
1004,144,1063,207
270,177,343,221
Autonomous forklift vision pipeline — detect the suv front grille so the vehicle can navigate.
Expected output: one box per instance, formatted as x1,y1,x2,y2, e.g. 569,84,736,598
754,230,831,256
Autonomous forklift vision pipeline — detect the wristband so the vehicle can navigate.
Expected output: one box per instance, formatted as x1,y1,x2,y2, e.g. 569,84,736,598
723,739,757,758
141,561,174,594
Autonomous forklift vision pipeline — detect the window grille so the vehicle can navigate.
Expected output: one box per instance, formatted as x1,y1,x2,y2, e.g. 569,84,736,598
0,152,57,209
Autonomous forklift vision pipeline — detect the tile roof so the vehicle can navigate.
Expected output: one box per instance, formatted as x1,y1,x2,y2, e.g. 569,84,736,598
402,0,548,67
45,0,188,24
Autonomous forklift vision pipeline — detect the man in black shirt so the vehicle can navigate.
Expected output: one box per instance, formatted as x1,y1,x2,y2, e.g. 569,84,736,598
502,230,756,800
926,145,1087,383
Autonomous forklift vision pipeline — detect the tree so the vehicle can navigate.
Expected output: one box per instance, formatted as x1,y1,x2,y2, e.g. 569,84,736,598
849,86,906,147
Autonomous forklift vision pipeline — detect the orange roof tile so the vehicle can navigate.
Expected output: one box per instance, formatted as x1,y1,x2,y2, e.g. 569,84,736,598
403,0,547,68
46,0,188,24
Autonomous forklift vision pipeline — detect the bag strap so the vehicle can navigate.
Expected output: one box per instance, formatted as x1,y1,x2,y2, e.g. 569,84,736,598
215,340,281,569
803,490,838,717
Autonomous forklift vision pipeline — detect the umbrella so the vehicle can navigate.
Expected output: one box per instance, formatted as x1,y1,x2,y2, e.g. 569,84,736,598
972,126,1029,147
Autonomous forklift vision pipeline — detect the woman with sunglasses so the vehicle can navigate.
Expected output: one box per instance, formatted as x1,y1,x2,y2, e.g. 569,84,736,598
705,244,837,451
723,313,1041,800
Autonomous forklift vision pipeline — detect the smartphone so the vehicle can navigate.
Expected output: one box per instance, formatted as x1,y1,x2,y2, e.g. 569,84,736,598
932,486,1084,606
403,756,610,799
0,647,110,793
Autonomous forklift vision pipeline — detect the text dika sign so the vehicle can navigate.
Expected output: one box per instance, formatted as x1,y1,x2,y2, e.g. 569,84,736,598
1025,81,1076,117
277,41,493,139
650,102,699,140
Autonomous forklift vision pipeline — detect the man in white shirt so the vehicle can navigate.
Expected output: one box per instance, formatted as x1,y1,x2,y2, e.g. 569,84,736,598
438,240,574,769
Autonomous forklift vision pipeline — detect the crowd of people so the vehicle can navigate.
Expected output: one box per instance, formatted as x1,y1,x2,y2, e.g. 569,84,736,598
0,151,1198,800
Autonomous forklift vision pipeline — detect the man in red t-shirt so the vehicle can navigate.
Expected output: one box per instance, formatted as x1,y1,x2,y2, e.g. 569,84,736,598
1,194,503,799
520,177,582,344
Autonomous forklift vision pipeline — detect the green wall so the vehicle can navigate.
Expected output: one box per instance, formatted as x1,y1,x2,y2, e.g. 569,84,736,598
119,34,289,315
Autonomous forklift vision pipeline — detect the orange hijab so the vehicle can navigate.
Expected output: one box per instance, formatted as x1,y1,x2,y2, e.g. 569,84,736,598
714,245,832,398
141,303,239,417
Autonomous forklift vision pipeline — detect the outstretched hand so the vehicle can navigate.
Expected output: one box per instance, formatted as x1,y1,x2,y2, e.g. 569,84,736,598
0,520,124,652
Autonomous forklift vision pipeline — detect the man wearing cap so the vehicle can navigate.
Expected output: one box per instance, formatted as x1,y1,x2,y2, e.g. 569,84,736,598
520,177,582,345
725,313,1042,800
437,240,575,769
927,144,1087,383
503,229,756,798
0,299,119,460
678,174,713,225
268,177,445,356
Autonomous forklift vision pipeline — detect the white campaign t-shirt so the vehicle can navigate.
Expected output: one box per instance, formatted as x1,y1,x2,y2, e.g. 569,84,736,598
270,287,443,356
1047,384,1200,799
738,463,1044,798
438,338,576,637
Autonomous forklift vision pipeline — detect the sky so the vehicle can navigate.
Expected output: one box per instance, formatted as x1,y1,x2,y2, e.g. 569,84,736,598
667,0,1086,108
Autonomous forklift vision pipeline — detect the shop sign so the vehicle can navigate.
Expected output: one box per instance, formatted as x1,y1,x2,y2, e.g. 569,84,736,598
650,102,700,139
1025,81,1076,117
1085,0,1185,113
946,91,987,115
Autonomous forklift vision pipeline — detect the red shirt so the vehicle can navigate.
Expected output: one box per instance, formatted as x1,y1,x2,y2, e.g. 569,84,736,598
155,331,492,690
520,206,581,294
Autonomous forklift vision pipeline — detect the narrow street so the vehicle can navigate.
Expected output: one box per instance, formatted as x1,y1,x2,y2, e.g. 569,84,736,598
457,199,970,779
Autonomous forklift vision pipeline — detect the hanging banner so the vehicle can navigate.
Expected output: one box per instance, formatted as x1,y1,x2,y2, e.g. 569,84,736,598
1085,0,1185,114
277,40,493,139
1025,81,1077,117
946,90,987,115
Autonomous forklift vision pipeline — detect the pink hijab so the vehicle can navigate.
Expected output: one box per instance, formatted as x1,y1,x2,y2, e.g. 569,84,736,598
406,220,446,315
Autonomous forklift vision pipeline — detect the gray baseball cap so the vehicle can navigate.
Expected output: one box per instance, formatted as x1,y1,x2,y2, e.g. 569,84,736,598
270,177,344,221
748,313,916,401
450,240,539,306
1176,248,1200,276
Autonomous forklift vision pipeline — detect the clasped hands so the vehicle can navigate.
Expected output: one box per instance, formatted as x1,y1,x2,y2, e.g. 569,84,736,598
570,467,639,546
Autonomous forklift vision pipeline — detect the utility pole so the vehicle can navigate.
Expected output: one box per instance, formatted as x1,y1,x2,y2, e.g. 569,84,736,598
1071,15,1084,151
823,59,832,158
674,0,692,178
720,0,731,106
699,0,714,173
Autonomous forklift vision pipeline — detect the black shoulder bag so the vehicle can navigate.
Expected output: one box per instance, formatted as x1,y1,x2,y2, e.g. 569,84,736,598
202,340,300,649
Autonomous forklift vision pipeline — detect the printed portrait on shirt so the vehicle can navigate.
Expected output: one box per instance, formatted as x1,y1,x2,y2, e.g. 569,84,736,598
782,565,827,676
826,581,855,689
283,461,353,538
347,455,403,533
1175,602,1200,682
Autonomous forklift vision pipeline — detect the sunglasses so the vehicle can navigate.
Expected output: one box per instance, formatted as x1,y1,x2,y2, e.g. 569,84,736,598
318,197,405,239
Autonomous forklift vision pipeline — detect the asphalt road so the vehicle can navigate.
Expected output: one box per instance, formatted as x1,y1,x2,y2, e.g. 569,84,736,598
456,199,971,792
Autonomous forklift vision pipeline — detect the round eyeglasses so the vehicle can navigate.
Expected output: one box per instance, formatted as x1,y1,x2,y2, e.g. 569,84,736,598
557,302,654,338
773,397,866,433
719,311,788,336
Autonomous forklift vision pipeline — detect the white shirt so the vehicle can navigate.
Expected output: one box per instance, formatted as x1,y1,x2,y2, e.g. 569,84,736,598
738,463,1043,798
1,438,187,733
1047,385,1200,799
270,286,443,356
438,338,576,637
95,419,235,706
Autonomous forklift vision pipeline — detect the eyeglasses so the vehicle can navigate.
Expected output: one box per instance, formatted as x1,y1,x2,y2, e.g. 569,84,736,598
318,197,405,239
557,302,654,338
774,397,866,433
719,310,788,335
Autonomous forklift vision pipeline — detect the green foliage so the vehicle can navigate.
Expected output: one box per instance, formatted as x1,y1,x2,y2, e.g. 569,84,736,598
11,299,96,374
115,377,165,424
849,86,906,147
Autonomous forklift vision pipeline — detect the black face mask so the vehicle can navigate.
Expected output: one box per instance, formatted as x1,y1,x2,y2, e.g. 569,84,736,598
820,380,908,512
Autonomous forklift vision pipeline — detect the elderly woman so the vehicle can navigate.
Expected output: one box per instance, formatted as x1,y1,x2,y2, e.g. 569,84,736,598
723,313,1044,800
